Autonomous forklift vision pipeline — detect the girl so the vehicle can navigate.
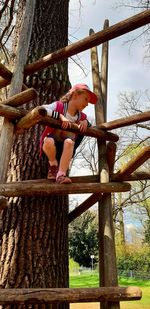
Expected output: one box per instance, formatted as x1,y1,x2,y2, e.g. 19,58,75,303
40,84,97,184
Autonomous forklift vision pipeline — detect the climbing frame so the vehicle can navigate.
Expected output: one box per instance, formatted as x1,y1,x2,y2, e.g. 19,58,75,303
0,5,150,308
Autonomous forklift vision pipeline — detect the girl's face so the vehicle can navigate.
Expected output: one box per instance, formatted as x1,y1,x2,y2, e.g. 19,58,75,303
73,91,90,111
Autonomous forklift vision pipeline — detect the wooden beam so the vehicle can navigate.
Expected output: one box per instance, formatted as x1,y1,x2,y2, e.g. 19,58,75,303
99,111,150,130
15,106,119,142
113,146,150,180
0,63,28,90
0,104,26,119
111,171,150,181
71,171,150,183
0,77,10,88
0,286,142,304
0,181,131,197
0,196,8,210
68,193,102,223
0,63,12,80
24,10,150,76
1,88,37,107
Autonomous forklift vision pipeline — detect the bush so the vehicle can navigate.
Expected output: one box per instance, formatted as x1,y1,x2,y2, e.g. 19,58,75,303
117,245,150,273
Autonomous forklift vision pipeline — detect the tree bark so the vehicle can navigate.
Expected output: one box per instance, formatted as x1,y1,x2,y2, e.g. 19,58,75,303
0,1,70,309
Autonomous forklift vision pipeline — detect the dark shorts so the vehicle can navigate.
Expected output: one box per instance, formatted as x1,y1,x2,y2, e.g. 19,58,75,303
43,133,84,162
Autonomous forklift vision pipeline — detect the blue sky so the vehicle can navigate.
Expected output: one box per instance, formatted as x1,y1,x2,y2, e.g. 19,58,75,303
68,0,150,121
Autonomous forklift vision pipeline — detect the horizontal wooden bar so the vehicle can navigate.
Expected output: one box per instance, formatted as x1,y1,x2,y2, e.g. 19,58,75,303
0,196,8,210
15,106,119,142
0,63,12,80
0,286,142,304
111,171,150,181
0,180,131,197
0,77,10,89
99,111,150,130
24,10,150,75
113,146,150,180
1,88,37,107
0,104,26,119
68,193,102,223
0,63,28,90
71,172,150,183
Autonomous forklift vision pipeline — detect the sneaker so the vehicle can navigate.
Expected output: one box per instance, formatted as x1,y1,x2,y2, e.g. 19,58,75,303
56,175,72,184
47,165,58,180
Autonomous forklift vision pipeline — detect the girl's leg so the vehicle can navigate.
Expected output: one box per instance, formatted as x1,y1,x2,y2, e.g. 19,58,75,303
59,138,75,173
43,137,58,166
43,137,58,179
56,138,75,184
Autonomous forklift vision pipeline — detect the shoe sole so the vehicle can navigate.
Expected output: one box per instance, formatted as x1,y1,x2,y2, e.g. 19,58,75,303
57,178,72,184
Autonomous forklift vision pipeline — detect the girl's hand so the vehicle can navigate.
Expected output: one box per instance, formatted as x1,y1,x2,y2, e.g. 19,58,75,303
78,120,88,133
60,114,71,129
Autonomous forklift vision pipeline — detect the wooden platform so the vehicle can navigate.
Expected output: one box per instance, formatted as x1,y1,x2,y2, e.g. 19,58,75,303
0,180,131,197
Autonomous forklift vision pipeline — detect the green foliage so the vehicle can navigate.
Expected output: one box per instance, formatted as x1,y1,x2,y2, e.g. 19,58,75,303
69,210,98,267
144,219,150,244
69,258,79,273
117,244,150,273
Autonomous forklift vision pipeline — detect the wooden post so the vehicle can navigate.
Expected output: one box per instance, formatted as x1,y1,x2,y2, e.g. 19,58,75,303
0,0,36,185
106,142,117,175
90,21,120,309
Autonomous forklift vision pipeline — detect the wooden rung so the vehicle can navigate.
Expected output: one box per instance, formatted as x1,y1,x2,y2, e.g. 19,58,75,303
68,193,102,223
99,111,150,130
113,146,150,180
72,172,150,183
0,64,28,90
0,63,12,80
0,104,26,119
111,171,150,181
0,180,131,197
0,286,142,304
0,77,10,89
15,106,119,142
0,196,8,210
1,88,38,107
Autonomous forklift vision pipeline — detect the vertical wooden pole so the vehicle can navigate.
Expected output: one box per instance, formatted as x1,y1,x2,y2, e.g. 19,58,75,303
0,0,36,183
90,20,120,309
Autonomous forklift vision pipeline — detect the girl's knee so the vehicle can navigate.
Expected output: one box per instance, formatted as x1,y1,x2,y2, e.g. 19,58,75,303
64,138,75,148
43,137,55,151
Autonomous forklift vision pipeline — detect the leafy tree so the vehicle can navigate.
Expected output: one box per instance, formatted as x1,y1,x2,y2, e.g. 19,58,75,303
69,210,98,268
144,219,150,244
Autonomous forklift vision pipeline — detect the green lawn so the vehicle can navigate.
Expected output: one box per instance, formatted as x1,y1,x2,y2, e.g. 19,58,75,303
70,272,150,309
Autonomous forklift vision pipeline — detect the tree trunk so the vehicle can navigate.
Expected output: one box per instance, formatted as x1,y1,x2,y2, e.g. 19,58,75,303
0,1,70,308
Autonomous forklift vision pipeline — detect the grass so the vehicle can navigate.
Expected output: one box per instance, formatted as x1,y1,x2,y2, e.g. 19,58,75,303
70,272,150,309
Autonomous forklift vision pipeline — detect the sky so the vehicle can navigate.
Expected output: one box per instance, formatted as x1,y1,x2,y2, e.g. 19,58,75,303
68,0,150,122
68,1,150,238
